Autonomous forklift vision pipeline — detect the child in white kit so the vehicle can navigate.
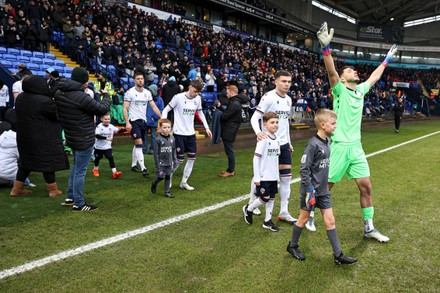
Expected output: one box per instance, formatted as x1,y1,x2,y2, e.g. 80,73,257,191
93,113,125,179
243,111,281,232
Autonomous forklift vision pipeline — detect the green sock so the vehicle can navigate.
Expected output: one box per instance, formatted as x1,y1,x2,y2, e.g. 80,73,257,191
362,207,374,232
362,206,374,220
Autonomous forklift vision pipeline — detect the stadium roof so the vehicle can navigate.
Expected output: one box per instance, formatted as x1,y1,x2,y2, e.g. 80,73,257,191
317,0,440,24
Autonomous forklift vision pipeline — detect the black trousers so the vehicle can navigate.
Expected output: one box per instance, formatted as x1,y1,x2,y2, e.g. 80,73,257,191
16,168,55,184
394,114,402,130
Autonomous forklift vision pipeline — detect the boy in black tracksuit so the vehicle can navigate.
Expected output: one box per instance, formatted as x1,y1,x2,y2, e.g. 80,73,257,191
151,119,178,198
286,109,357,265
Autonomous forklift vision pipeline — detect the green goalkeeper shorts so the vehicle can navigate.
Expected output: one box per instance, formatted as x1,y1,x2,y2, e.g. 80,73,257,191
329,142,370,183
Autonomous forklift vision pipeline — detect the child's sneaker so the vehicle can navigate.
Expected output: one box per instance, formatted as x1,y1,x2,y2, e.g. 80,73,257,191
164,192,175,198
72,204,99,212
151,181,157,193
242,205,253,224
262,219,279,232
286,241,305,260
93,169,99,177
334,252,357,265
61,198,74,206
112,171,122,179
142,169,149,176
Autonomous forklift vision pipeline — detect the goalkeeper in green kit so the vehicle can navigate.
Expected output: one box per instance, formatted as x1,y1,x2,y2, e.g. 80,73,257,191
311,22,397,242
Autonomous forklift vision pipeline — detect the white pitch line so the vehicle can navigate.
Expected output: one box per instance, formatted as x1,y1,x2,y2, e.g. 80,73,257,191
1,130,439,280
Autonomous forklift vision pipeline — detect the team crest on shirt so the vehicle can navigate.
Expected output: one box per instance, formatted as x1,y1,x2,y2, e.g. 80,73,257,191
260,188,266,195
133,133,137,138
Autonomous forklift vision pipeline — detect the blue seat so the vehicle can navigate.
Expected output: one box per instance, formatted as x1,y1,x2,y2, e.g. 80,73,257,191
43,58,54,66
3,54,17,61
12,61,21,68
64,73,71,79
52,65,64,72
27,63,40,71
7,48,20,55
9,68,19,74
44,52,56,60
54,60,65,67
201,93,217,107
1,60,13,68
0,47,7,54
17,56,30,62
33,51,44,58
39,64,50,71
36,71,46,77
30,57,43,64
21,50,33,57
64,67,73,74
107,65,116,75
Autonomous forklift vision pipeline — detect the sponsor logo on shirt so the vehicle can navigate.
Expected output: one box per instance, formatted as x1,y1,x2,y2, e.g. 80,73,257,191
319,158,329,169
183,108,196,116
161,146,172,153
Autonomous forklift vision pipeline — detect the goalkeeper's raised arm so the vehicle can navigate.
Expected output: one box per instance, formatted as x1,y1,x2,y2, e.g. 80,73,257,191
317,22,339,88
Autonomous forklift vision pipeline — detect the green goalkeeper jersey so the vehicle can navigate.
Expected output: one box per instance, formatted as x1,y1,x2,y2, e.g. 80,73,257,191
331,80,370,143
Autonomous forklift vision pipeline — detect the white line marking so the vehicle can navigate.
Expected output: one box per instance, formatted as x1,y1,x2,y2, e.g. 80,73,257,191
1,130,439,280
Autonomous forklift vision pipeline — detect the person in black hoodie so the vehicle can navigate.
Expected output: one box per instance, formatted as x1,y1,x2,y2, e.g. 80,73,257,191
54,67,111,212
11,75,69,197
160,76,180,122
216,84,248,177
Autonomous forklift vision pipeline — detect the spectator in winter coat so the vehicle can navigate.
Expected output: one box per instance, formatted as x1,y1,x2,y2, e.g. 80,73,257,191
160,76,180,122
11,75,69,197
54,67,111,212
215,85,248,177
39,19,51,53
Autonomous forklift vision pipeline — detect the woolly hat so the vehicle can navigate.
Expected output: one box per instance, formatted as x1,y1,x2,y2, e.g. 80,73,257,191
148,84,158,96
71,67,89,84
168,76,176,82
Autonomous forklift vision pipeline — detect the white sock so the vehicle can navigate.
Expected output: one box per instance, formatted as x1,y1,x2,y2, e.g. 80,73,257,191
94,166,99,170
248,179,256,204
131,145,137,167
181,159,195,183
111,168,116,173
135,146,146,170
265,199,274,222
309,210,315,220
279,176,291,214
248,197,264,212
364,219,374,232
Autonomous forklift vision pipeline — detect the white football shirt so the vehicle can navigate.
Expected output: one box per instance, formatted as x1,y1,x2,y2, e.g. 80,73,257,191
124,86,152,121
256,89,291,145
167,92,202,135
12,80,23,96
253,134,280,182
94,123,119,150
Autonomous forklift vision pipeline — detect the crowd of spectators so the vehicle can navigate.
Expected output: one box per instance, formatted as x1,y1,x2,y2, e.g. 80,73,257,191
1,0,438,123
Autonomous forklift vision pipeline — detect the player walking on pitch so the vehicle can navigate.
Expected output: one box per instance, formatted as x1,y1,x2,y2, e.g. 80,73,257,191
313,22,396,242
